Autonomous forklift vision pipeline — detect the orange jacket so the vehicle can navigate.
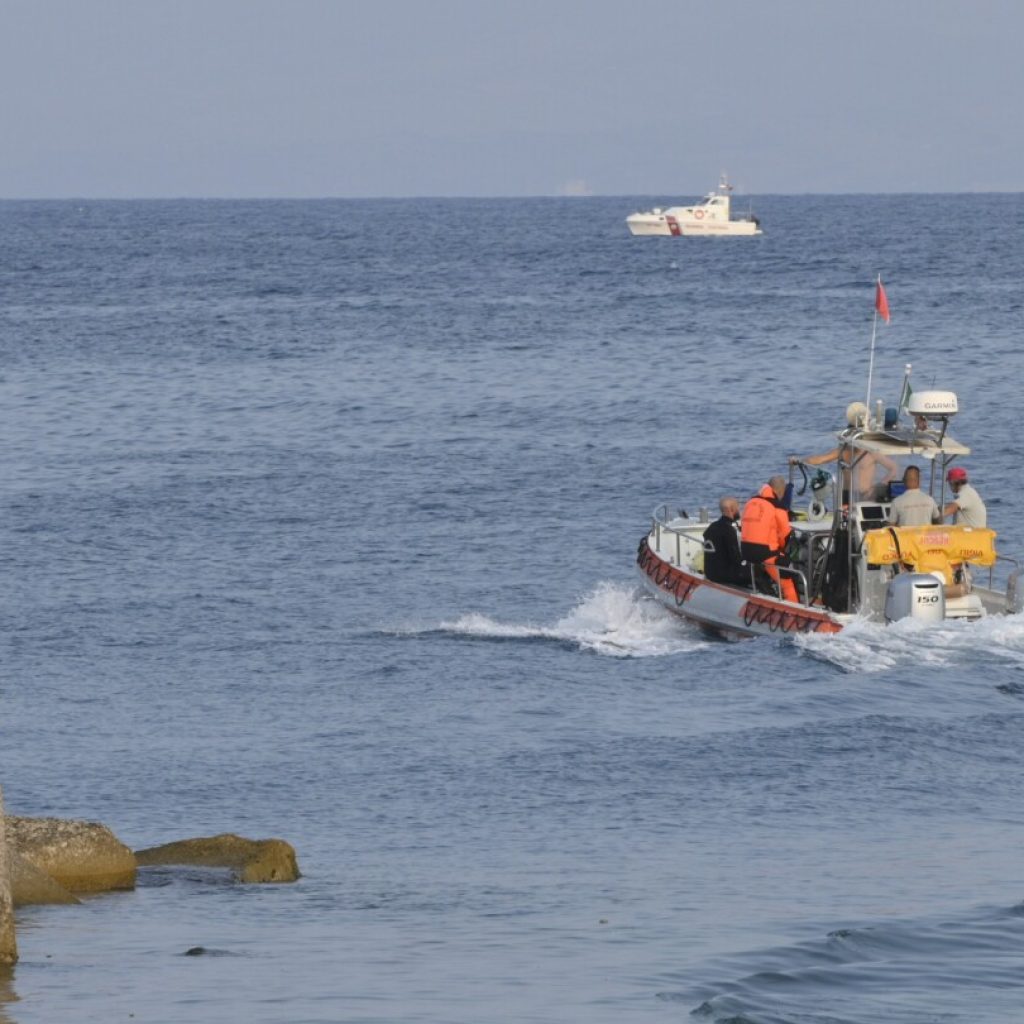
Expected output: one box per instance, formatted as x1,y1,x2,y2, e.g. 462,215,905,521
740,485,791,555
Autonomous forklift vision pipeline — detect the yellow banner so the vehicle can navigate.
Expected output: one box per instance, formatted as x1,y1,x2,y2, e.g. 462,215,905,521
864,525,998,568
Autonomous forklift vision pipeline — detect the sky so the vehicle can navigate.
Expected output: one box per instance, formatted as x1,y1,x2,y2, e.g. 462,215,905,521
1,0,1021,198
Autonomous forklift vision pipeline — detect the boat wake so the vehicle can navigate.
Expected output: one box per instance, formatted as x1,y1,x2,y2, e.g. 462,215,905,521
416,582,708,657
793,609,1024,675
390,583,1024,670
661,899,1024,1023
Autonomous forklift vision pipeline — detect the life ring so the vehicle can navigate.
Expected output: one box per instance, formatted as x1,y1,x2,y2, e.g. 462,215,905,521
694,209,705,220
808,500,828,521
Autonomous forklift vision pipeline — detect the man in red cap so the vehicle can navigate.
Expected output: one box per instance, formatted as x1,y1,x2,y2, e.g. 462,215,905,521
942,467,987,528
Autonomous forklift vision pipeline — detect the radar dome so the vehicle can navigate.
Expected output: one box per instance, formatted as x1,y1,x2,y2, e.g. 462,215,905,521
907,391,958,418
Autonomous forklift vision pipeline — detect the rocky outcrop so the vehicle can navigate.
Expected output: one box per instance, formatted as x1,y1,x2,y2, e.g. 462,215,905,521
0,789,16,964
0,806,302,967
1,808,301,970
135,834,300,883
6,817,136,893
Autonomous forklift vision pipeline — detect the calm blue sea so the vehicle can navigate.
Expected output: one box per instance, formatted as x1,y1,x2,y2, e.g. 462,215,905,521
2,194,1024,1023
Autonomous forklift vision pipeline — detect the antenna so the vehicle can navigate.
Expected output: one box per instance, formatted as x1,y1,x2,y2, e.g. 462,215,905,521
865,277,880,422
864,274,889,424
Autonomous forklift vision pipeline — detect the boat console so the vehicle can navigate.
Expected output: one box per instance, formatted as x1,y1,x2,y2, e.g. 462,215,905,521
853,503,892,531
856,503,888,528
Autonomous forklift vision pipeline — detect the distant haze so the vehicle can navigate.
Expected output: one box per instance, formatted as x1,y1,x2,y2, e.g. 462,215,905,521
1,0,1021,198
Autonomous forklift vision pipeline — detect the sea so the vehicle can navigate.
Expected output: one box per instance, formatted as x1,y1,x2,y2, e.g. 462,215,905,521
2,193,1024,1023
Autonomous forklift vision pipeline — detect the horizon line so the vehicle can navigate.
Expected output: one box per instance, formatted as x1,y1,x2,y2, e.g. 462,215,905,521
0,189,1022,202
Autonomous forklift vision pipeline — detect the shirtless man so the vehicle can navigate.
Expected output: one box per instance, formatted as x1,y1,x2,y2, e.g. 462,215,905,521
791,447,899,502
789,402,898,502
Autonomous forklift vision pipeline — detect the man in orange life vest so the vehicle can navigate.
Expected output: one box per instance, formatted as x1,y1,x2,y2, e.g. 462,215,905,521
740,475,798,602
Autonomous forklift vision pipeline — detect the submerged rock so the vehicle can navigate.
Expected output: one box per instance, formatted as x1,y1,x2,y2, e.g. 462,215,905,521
6,817,136,893
135,834,300,883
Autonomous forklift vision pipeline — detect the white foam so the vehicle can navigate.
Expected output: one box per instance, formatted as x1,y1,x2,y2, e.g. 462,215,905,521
793,609,1024,674
436,582,707,658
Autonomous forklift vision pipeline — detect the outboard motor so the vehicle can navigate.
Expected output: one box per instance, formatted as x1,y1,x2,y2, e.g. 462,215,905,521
885,573,945,624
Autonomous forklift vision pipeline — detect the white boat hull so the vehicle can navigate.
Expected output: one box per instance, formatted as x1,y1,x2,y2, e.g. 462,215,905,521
636,536,843,640
626,212,761,237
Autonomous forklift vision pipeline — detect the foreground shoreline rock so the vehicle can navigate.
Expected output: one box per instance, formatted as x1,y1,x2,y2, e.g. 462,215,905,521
0,789,16,964
7,817,136,895
0,806,299,959
9,851,80,906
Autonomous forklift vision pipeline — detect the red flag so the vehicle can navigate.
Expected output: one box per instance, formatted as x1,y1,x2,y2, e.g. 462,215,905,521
875,278,890,322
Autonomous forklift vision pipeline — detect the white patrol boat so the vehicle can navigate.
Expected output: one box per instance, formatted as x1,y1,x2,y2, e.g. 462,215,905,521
626,173,762,237
636,388,1021,640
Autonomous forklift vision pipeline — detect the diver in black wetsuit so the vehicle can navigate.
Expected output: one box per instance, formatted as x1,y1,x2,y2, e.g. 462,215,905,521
702,496,750,588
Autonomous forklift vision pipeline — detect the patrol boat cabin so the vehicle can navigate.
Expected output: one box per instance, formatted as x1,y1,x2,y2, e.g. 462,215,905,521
636,390,1021,639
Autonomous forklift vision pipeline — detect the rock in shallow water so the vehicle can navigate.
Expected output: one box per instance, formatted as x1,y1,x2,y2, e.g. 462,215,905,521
135,834,300,883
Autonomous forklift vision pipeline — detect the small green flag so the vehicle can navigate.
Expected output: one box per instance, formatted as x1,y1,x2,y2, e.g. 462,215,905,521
898,378,913,413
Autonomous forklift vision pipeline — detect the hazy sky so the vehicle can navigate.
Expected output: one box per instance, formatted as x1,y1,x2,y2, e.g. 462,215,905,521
1,0,1021,197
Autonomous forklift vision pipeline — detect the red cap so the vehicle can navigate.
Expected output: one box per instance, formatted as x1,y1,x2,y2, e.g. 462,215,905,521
947,467,968,484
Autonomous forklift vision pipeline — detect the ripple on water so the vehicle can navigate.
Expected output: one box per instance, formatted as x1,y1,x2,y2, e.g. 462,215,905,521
672,900,1024,1023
